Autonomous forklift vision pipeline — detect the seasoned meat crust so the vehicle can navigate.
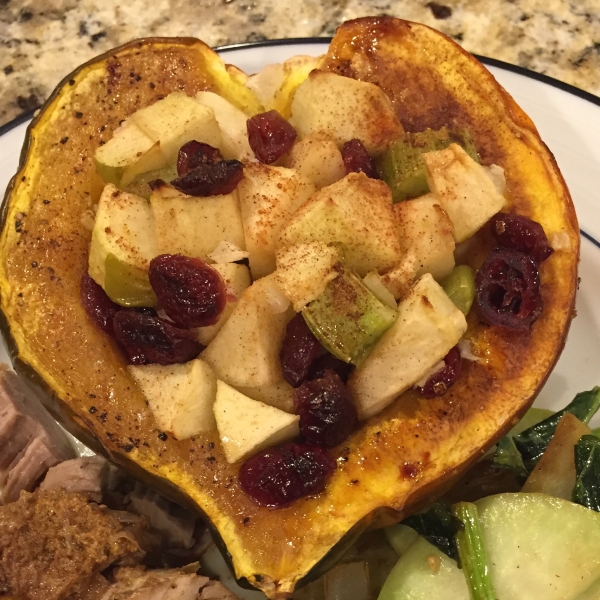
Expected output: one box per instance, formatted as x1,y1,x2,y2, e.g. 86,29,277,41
0,488,142,600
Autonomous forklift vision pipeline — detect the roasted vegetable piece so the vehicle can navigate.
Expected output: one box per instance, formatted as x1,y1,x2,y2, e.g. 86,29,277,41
514,387,600,471
0,18,578,598
376,126,478,202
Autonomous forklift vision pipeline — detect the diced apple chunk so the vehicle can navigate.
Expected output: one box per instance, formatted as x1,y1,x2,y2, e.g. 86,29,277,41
284,134,346,188
245,63,286,110
348,273,467,420
246,56,320,117
275,242,341,312
235,381,295,414
150,182,245,260
128,358,217,440
279,172,403,277
237,163,316,279
394,193,455,281
195,263,251,345
289,70,403,156
202,276,291,387
94,121,156,185
195,91,253,160
379,255,419,301
131,91,222,164
214,381,299,463
422,144,506,243
88,184,158,305
119,142,167,187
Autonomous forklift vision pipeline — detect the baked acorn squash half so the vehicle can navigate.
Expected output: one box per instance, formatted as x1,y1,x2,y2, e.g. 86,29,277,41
0,16,579,599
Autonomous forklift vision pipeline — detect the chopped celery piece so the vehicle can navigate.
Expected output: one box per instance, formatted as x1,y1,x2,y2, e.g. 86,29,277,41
453,502,496,600
377,536,468,600
514,387,600,472
573,434,600,513
104,253,157,307
376,126,478,203
441,265,475,315
302,268,397,366
122,166,179,200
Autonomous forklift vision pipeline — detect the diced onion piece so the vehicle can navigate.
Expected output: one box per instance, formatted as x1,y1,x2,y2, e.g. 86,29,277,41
458,338,481,362
261,277,291,314
208,240,249,263
550,230,572,252
415,360,445,388
363,271,398,309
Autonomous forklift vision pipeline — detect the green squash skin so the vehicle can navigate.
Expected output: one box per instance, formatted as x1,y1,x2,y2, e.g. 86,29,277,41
0,19,579,599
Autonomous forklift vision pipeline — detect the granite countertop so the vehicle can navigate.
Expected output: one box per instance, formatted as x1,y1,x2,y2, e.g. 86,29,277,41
0,0,599,128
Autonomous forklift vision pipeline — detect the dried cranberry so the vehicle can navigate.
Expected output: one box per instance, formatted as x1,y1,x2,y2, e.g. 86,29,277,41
247,110,297,164
113,311,202,365
476,247,543,330
308,353,354,383
177,140,223,177
80,273,120,337
294,370,357,447
280,314,323,387
170,160,244,197
490,213,553,264
342,139,378,178
419,346,462,399
148,254,226,329
130,306,158,317
239,443,336,508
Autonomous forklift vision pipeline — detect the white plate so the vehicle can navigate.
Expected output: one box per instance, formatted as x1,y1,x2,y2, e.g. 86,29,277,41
1,40,598,420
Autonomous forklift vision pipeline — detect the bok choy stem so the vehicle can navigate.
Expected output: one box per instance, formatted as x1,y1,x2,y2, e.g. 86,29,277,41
453,502,497,600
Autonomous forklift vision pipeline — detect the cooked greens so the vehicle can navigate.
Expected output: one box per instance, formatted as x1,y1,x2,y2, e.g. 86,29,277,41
453,502,497,600
401,501,460,561
493,387,600,474
514,387,600,472
572,434,600,513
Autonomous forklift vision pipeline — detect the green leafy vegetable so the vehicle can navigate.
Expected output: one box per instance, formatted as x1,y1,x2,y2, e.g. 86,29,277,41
491,407,552,475
493,436,528,480
572,434,600,513
401,501,460,561
452,502,497,600
514,387,600,471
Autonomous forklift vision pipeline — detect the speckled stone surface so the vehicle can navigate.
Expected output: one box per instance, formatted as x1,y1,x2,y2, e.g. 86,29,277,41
0,0,599,127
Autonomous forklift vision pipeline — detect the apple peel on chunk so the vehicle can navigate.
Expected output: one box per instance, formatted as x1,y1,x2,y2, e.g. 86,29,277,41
349,273,467,420
279,172,403,277
422,144,507,243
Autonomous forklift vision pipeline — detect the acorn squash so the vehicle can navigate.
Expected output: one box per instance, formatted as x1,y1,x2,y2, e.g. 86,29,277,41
0,17,579,599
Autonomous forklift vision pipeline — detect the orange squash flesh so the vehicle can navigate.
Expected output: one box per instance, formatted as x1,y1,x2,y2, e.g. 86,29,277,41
0,18,578,599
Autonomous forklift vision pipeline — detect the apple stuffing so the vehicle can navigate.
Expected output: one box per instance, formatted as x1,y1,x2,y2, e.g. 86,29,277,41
81,63,554,508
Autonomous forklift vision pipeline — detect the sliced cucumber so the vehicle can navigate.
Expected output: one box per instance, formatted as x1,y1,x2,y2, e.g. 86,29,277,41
384,524,419,556
378,493,600,600
476,493,600,599
377,536,468,599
